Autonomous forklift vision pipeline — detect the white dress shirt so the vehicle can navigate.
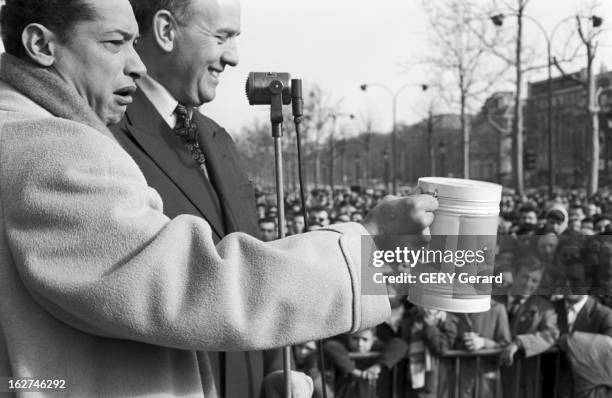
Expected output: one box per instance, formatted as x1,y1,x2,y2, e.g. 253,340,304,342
136,74,179,129
566,295,588,332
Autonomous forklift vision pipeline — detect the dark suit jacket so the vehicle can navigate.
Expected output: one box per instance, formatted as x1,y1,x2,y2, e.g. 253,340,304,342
547,297,612,398
110,89,274,398
555,296,612,337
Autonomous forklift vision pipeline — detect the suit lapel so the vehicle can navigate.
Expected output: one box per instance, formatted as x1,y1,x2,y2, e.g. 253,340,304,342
124,90,226,238
194,113,257,235
573,297,593,332
556,300,570,335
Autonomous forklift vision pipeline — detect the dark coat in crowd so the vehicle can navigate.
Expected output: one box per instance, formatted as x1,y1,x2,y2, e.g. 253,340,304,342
453,301,511,398
550,297,612,398
401,309,458,398
502,295,559,398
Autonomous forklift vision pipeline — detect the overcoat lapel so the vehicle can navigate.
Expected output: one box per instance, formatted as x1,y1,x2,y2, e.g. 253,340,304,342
123,90,226,238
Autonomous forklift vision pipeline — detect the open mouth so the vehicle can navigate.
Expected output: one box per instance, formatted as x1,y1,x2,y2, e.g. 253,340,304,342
114,86,137,105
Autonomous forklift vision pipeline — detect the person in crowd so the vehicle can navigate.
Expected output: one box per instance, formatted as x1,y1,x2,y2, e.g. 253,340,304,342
324,327,407,398
334,214,351,224
549,256,612,398
290,213,306,235
351,212,364,223
401,305,457,398
292,341,333,398
500,255,559,398
568,205,586,225
544,207,568,236
585,203,600,219
453,301,511,398
590,236,612,308
594,214,612,234
580,218,595,236
513,204,539,235
259,217,278,242
536,233,559,265
310,206,331,227
0,0,438,396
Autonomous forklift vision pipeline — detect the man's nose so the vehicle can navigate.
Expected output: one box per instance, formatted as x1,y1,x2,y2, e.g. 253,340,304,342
221,39,239,67
126,45,147,80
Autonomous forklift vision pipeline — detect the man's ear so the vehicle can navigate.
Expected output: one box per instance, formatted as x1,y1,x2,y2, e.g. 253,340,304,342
152,10,177,53
21,23,57,66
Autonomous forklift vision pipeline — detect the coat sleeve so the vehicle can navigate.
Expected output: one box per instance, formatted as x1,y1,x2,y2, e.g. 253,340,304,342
1,118,390,351
323,338,356,374
376,337,408,369
423,318,457,356
515,299,559,357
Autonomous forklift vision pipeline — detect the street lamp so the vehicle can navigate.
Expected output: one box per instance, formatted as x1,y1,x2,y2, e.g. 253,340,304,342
329,112,354,188
491,12,603,196
360,83,428,194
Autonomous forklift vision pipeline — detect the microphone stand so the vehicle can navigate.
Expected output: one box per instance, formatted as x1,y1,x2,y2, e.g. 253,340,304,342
266,79,293,398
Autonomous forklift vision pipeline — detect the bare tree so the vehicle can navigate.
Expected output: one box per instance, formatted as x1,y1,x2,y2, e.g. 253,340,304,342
354,110,380,186
552,1,605,195
421,0,510,179
295,84,344,189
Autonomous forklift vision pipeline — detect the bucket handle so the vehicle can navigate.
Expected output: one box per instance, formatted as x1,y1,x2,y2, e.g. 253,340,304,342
417,186,438,198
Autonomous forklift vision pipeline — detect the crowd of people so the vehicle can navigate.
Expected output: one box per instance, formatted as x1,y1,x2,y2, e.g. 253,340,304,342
254,185,612,398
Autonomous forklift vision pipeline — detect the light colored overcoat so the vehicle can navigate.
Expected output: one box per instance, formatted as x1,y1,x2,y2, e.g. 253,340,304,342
0,59,389,397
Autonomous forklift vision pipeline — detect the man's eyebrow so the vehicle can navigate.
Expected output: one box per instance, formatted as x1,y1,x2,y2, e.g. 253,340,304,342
103,29,139,39
217,28,240,37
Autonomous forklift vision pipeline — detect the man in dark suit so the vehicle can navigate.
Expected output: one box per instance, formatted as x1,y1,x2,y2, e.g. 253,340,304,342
545,257,612,398
555,258,612,338
110,0,292,396
499,255,558,398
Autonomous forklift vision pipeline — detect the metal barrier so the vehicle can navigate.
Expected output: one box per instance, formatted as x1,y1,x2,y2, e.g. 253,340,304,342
343,348,565,398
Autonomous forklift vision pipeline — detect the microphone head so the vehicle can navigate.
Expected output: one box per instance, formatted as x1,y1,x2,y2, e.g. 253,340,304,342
245,72,291,105
291,78,303,117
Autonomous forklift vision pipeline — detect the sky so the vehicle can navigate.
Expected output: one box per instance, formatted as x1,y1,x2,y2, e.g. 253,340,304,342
203,0,612,138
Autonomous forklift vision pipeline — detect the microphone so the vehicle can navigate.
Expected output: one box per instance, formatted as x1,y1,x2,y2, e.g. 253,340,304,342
291,79,303,118
245,72,292,106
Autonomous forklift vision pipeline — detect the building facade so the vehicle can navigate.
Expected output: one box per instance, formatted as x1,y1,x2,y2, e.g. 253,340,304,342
524,69,612,188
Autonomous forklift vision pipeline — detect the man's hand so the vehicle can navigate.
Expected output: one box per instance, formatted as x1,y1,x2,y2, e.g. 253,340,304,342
463,332,485,351
501,342,520,366
262,370,313,398
350,368,363,378
362,195,438,250
423,313,437,326
362,364,382,380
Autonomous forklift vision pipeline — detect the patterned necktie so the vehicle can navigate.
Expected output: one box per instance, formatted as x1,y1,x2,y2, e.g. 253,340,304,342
509,297,523,323
173,104,209,179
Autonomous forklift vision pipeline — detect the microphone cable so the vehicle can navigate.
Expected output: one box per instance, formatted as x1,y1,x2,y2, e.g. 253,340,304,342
290,79,329,398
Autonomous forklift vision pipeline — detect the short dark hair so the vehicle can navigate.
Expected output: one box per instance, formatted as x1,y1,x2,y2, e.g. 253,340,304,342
0,0,96,58
129,0,192,35
258,217,276,226
515,254,545,274
519,205,537,215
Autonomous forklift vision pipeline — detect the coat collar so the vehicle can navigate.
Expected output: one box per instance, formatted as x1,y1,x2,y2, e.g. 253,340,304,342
123,88,227,238
0,53,111,139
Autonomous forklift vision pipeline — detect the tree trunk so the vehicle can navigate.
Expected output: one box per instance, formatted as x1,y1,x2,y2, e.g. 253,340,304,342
461,93,470,179
428,111,435,176
514,3,525,195
587,48,599,195
328,135,335,188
